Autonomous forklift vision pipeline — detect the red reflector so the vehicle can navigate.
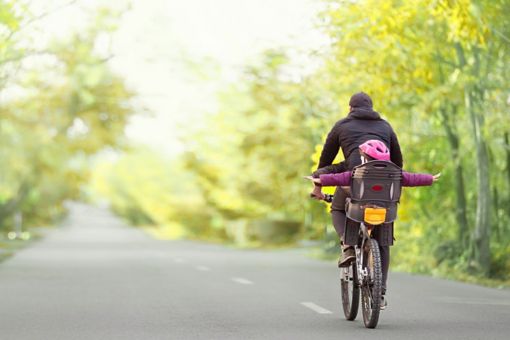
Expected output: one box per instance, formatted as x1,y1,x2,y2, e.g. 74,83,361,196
372,185,383,191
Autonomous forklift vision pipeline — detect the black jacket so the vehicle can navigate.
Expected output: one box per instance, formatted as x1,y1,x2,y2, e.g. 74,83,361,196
317,107,403,170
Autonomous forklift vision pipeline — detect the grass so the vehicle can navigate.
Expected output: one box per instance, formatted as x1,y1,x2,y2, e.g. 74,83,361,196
309,244,510,289
431,267,510,289
141,222,186,240
0,232,41,263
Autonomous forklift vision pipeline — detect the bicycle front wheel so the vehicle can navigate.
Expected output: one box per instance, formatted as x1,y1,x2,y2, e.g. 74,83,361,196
361,238,382,328
340,261,359,320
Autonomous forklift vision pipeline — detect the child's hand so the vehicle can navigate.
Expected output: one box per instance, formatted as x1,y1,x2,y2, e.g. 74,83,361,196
433,173,441,182
303,176,321,185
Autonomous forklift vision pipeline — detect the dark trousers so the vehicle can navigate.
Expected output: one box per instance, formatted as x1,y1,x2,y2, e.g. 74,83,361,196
331,187,390,292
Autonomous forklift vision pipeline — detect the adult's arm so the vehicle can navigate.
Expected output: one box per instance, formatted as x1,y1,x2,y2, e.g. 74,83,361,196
317,123,340,169
312,161,347,178
317,122,341,169
389,130,403,168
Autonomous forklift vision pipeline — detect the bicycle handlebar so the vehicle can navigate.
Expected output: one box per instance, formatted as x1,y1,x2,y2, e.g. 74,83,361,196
310,193,334,203
323,194,334,203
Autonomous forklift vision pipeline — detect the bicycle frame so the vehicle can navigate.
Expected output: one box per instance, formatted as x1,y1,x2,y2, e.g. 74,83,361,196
355,223,371,285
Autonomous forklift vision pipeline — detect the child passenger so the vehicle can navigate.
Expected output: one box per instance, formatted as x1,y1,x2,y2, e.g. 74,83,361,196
306,139,440,309
310,140,440,188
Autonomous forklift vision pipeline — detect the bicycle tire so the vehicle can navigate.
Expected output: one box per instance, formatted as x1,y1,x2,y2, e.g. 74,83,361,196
340,261,359,320
361,238,383,328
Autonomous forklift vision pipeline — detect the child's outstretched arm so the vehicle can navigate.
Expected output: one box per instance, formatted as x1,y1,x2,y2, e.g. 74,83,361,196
402,171,441,187
304,172,352,187
318,171,353,187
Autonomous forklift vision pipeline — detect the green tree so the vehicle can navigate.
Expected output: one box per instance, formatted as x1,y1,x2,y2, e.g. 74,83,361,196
319,0,510,276
0,3,137,229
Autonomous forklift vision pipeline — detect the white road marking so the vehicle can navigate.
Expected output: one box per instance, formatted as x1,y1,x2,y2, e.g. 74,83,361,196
231,277,254,285
195,266,211,271
300,302,333,314
173,258,184,263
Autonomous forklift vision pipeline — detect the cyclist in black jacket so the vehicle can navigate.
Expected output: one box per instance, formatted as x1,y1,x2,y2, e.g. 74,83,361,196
311,92,403,268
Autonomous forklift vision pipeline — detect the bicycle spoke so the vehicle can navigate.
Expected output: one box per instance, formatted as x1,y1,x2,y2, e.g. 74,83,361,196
360,238,382,328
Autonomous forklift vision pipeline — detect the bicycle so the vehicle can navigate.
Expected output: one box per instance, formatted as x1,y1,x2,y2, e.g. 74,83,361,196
341,219,384,328
337,160,402,328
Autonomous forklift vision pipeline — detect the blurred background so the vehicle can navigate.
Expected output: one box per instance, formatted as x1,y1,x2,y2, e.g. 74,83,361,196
1,0,509,285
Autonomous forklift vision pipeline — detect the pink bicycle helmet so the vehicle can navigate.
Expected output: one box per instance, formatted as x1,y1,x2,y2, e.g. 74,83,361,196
359,139,390,161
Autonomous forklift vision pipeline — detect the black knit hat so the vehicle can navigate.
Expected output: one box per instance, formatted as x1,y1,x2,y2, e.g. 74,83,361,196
349,92,373,108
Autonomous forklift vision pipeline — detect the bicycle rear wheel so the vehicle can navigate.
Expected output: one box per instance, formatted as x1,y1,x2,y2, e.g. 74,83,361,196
340,261,359,320
361,238,382,328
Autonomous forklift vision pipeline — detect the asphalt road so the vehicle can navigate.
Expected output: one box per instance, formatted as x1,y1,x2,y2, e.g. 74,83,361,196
1,203,509,340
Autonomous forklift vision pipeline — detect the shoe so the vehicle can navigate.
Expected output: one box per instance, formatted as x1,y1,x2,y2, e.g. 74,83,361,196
380,295,388,310
338,247,355,267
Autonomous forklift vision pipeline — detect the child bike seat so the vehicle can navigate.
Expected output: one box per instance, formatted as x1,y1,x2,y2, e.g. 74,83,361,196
345,160,403,224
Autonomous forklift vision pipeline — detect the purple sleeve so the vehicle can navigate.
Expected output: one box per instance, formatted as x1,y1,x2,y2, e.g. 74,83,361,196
402,171,434,187
319,171,352,187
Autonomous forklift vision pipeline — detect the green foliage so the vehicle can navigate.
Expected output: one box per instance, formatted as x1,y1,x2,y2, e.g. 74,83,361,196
90,148,227,240
181,49,336,240
9,0,506,285
176,0,510,282
0,3,136,231
317,0,510,281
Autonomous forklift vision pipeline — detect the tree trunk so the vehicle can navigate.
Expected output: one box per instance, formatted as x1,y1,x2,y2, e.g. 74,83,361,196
435,53,470,247
455,43,491,274
465,89,491,274
0,181,31,228
439,105,469,246
492,186,501,240
505,132,510,209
